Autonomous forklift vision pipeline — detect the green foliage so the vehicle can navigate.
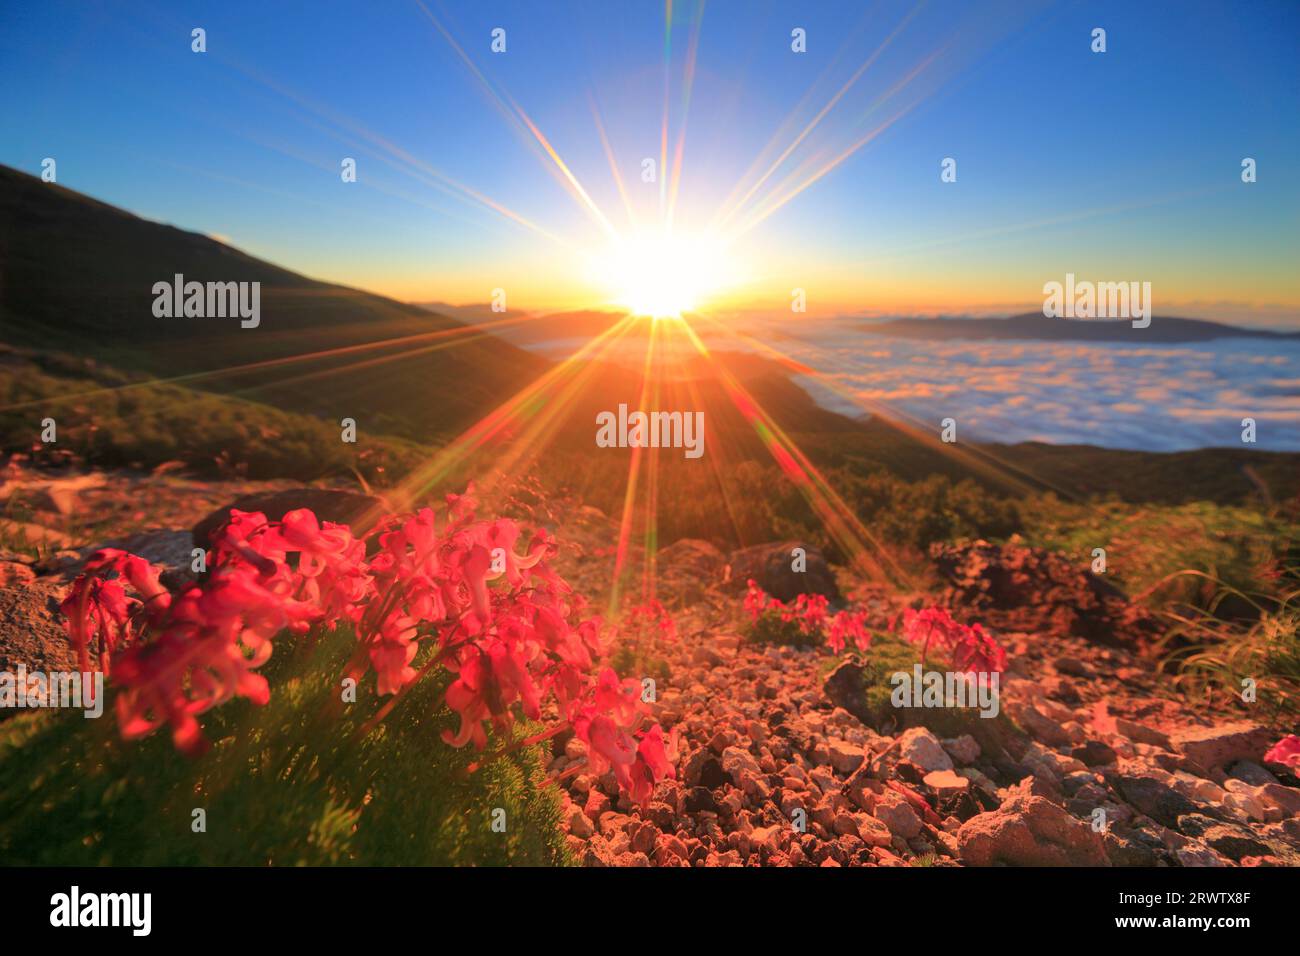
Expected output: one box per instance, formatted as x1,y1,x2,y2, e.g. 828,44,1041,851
0,628,572,865
820,635,1023,754
609,641,671,684
1019,496,1296,610
818,634,921,724
1158,571,1300,720
745,609,821,647
833,469,1023,552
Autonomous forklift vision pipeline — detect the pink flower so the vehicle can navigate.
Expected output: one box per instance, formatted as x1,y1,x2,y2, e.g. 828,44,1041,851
827,610,870,654
743,579,771,622
53,489,671,803
625,725,678,804
901,606,1007,674
1263,735,1300,772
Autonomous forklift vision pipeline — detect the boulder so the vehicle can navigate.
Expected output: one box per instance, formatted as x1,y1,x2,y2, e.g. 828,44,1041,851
897,727,953,773
929,540,1159,647
1171,722,1275,773
1115,774,1202,827
193,489,383,548
958,792,1109,866
725,541,840,603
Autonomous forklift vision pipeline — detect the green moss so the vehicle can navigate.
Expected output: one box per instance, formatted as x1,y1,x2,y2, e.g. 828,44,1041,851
745,610,822,647
822,635,1026,759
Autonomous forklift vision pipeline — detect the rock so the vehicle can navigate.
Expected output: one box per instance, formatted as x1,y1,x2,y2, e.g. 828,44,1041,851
875,792,922,839
566,807,595,838
1172,771,1225,804
929,540,1159,647
1175,813,1220,838
0,561,35,589
1171,723,1275,773
924,769,970,799
827,741,864,774
1104,831,1164,867
1222,788,1268,823
193,489,383,548
831,812,859,837
1114,718,1171,749
583,790,611,822
1227,760,1280,787
598,811,631,835
958,793,1109,866
854,814,893,847
822,658,874,724
1256,782,1300,817
1072,740,1118,767
683,750,728,789
750,825,783,850
683,786,718,814
897,727,954,773
657,538,726,578
654,834,690,864
1054,656,1093,677
720,746,762,784
581,837,617,867
1175,844,1230,867
100,529,198,588
941,734,980,765
725,541,841,603
629,822,660,855
1010,701,1072,748
1201,825,1273,861
1115,775,1202,827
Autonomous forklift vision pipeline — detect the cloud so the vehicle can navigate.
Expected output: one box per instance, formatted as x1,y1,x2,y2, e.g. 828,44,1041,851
773,333,1300,451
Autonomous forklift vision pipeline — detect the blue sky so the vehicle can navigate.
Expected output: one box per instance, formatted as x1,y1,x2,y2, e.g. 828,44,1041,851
2,0,1297,324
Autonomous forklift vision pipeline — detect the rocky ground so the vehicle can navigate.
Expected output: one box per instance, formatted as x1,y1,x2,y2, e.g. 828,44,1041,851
3,463,1298,867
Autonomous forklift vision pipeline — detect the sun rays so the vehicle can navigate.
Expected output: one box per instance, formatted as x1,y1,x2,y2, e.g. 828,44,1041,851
16,0,1088,618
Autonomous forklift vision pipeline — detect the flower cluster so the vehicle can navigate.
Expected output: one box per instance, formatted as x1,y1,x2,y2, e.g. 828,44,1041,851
743,579,871,653
1264,734,1300,773
59,486,673,801
622,599,678,645
899,606,1008,674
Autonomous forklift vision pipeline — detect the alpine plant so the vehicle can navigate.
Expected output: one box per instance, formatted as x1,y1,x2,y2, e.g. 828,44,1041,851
58,484,674,803
744,579,871,653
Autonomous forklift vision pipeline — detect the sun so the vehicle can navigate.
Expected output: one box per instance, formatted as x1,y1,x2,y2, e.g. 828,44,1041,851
592,230,741,319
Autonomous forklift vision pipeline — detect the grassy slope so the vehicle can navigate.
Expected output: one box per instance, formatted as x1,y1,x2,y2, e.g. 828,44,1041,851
0,164,547,447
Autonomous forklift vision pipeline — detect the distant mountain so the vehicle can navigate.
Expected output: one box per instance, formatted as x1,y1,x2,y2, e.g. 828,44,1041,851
859,312,1300,344
0,165,547,444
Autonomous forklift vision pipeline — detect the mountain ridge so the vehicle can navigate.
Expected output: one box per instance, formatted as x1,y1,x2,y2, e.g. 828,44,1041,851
0,164,548,444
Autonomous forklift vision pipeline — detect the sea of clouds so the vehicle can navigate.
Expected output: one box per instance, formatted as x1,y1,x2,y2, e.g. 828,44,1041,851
521,320,1300,452
778,329,1300,451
